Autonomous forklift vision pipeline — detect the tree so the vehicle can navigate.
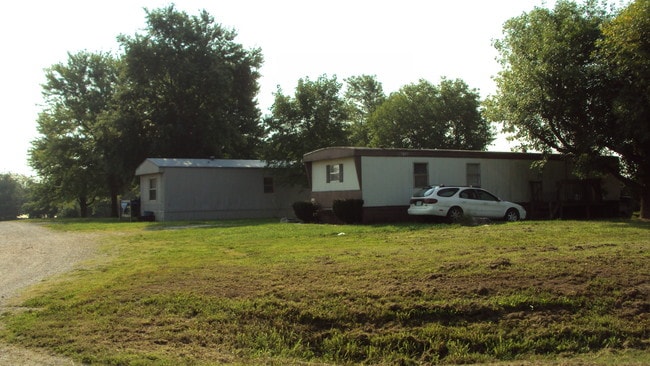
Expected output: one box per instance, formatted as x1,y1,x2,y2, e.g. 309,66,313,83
344,75,386,146
486,0,650,218
30,51,120,217
117,5,264,160
368,78,493,150
21,178,60,219
0,174,27,220
263,74,350,181
596,0,650,217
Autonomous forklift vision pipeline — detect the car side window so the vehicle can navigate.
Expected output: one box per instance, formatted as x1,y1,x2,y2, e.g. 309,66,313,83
459,189,476,199
476,190,499,201
437,188,459,197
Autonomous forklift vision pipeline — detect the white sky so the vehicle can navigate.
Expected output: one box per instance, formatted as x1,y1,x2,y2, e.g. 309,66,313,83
0,0,557,176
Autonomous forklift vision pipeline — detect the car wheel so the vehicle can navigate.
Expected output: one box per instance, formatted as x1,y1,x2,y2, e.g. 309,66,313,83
505,208,520,222
447,206,463,223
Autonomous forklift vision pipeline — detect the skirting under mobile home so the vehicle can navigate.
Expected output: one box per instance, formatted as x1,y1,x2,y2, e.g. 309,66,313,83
303,147,623,223
135,158,309,221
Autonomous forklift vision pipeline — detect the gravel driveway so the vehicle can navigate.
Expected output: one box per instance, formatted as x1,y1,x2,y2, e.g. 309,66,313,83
0,221,100,365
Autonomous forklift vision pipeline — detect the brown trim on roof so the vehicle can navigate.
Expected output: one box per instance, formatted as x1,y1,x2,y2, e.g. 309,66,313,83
303,146,569,162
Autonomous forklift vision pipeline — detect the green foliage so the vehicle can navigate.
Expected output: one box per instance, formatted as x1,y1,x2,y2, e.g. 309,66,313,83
596,0,650,217
487,0,650,218
368,78,494,150
2,220,649,365
292,201,319,223
263,74,350,179
344,75,386,146
117,5,264,160
30,51,120,217
332,198,364,224
29,6,266,218
0,174,27,220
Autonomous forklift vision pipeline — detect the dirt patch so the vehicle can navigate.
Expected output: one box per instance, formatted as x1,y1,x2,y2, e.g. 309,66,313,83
0,221,100,365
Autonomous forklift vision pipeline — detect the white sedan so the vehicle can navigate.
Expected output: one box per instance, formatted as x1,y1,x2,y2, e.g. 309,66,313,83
408,186,527,222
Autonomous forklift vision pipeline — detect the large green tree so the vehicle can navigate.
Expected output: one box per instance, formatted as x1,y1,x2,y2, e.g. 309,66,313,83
263,74,350,179
117,5,264,160
486,0,650,218
30,51,120,217
368,78,493,150
596,0,650,217
344,75,386,146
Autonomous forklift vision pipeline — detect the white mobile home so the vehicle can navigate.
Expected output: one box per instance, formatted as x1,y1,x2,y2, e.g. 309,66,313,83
135,158,309,221
303,147,622,222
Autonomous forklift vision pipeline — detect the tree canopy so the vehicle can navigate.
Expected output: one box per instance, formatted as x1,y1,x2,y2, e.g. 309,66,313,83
368,78,493,150
30,51,120,217
486,0,650,218
344,75,386,146
117,5,264,160
263,74,350,172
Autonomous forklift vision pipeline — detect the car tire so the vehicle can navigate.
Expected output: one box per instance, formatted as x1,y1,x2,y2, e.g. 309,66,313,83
447,206,463,223
505,208,520,222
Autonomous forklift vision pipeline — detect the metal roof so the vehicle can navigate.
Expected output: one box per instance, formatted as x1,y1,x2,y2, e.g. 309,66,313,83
146,158,267,169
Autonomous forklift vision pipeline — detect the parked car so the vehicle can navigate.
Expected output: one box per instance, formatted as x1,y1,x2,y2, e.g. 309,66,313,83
408,186,526,222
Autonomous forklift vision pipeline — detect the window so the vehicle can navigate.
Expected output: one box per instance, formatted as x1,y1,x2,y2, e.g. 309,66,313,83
263,177,274,193
475,189,498,201
326,164,343,183
437,188,459,197
148,178,157,201
460,189,477,199
466,163,481,187
413,163,429,188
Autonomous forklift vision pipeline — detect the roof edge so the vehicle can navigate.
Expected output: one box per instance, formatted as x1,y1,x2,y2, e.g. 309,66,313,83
302,146,571,162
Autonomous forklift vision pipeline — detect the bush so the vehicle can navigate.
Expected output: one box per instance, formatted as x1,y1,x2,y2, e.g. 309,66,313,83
332,199,364,224
292,201,319,223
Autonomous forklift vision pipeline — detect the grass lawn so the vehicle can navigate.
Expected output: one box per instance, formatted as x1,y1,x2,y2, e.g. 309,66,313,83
1,219,649,365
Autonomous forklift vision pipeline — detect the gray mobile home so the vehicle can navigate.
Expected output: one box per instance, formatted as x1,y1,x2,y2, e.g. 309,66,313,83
135,158,308,221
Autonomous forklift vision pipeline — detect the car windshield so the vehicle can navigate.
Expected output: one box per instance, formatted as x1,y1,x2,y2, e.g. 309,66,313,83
413,186,436,197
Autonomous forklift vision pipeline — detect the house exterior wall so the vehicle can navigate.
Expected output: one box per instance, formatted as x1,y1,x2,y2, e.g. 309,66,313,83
139,173,165,220
310,157,361,192
137,163,309,221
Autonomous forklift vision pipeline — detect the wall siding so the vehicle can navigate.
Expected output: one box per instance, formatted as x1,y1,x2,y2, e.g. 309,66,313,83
139,173,165,221
140,168,308,221
311,157,360,193
356,156,576,207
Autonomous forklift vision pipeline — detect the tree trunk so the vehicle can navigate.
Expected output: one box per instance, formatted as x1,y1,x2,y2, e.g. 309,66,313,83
78,197,89,218
108,174,122,218
640,185,650,220
110,192,119,218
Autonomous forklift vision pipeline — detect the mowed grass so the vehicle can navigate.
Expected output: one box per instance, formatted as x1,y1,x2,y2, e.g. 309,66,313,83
1,219,649,365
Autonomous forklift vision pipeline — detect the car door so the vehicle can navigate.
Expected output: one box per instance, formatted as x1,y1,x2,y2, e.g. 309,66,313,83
475,189,503,218
458,189,480,216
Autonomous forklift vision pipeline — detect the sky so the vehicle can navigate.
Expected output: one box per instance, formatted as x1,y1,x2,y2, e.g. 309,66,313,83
0,0,558,176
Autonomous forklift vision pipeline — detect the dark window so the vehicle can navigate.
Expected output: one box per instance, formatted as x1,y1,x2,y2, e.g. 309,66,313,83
148,178,157,201
326,164,343,183
476,189,499,201
437,188,459,197
459,189,477,199
263,177,274,193
466,163,481,186
413,163,428,187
